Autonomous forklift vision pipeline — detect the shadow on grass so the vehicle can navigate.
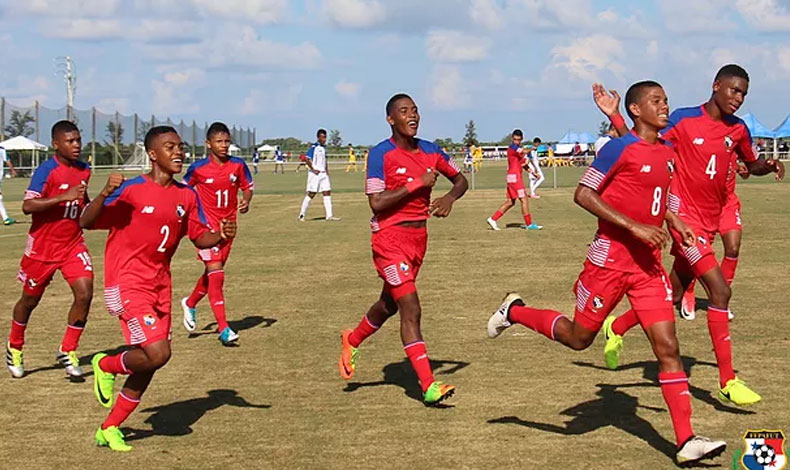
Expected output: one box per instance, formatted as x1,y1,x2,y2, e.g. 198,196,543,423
122,389,270,441
344,358,469,407
24,344,133,380
504,223,527,230
572,355,754,415
188,315,277,338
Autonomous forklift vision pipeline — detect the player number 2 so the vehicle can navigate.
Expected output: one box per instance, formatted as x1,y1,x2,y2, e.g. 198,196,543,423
215,189,229,208
705,155,717,180
157,225,170,253
63,200,79,219
651,187,662,216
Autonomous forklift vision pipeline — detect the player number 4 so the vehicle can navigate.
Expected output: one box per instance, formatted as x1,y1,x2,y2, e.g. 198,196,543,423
157,225,170,253
651,187,662,216
705,155,717,180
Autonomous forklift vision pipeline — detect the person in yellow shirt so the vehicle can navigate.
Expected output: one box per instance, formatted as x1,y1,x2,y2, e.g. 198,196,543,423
346,143,358,172
362,148,369,172
472,145,483,172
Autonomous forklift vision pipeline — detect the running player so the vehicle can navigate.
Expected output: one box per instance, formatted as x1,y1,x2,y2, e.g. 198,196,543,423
298,129,340,221
594,65,784,406
527,137,545,198
487,81,726,466
180,122,254,345
338,93,468,406
82,126,236,452
0,145,18,225
6,121,93,379
486,129,541,231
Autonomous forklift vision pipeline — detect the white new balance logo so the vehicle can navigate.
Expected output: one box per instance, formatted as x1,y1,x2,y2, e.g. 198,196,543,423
693,138,704,145
59,184,69,190
141,206,155,214
640,165,652,173
396,167,407,174
205,178,214,183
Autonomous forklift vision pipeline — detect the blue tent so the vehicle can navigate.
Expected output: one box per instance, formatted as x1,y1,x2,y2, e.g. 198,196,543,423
773,114,790,138
558,130,596,144
740,113,775,138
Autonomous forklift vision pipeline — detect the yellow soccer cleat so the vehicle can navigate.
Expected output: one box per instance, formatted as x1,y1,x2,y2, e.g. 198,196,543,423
718,377,761,406
95,426,132,452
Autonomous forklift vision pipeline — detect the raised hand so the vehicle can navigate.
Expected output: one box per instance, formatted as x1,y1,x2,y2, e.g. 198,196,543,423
592,82,621,117
101,173,125,197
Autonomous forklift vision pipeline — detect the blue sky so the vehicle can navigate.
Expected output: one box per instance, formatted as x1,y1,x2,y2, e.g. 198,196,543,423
1,0,789,145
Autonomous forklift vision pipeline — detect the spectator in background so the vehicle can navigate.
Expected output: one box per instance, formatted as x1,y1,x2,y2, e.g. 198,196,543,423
779,141,789,159
346,143,358,172
472,144,483,172
252,149,260,174
594,124,618,159
463,146,474,173
273,145,285,174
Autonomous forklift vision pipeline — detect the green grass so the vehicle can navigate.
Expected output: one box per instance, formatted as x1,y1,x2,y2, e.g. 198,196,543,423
0,163,787,469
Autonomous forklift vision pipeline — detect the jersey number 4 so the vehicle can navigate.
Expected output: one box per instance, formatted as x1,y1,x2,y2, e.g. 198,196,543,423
705,155,717,180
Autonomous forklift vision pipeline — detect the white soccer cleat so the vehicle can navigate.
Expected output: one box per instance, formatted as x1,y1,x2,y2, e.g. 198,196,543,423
679,292,696,321
56,348,84,377
6,343,24,378
676,436,726,467
486,217,501,231
325,216,342,221
728,309,735,321
181,297,197,332
487,293,523,338
298,214,305,222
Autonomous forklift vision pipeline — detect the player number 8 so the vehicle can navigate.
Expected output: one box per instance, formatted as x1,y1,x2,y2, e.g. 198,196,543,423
651,187,662,216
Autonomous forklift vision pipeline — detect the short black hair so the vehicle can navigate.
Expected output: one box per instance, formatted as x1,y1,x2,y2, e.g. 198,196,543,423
512,129,523,138
715,64,749,83
317,129,327,137
52,120,79,140
145,126,178,151
624,80,663,120
533,137,542,144
207,122,230,140
386,93,413,116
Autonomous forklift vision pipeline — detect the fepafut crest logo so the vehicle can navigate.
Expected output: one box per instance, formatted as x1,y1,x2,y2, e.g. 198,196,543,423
741,430,786,470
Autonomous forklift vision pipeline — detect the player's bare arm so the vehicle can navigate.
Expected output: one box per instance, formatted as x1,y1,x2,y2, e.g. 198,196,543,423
6,157,17,177
79,173,124,228
592,83,628,137
239,189,253,214
23,181,87,215
194,219,236,248
429,172,468,218
744,157,785,180
368,169,437,213
574,184,669,249
665,211,695,247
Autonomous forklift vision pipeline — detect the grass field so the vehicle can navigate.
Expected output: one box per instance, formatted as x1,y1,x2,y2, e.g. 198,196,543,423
0,160,788,469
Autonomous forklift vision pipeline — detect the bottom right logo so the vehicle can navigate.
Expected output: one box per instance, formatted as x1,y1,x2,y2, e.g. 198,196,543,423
742,430,786,470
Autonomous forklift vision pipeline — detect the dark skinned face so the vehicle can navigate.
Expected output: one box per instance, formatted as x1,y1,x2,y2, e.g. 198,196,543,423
630,86,669,130
53,130,82,162
512,135,523,146
148,132,185,175
317,133,327,145
712,76,748,116
386,97,419,139
206,132,231,159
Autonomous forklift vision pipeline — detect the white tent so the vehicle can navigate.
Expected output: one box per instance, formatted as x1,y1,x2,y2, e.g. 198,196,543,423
0,135,48,151
229,143,241,156
257,144,275,152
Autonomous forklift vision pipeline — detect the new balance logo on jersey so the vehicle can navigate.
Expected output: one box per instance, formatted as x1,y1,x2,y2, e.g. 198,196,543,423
59,184,69,190
205,178,214,183
141,206,155,214
396,167,407,174
640,165,652,173
693,138,705,145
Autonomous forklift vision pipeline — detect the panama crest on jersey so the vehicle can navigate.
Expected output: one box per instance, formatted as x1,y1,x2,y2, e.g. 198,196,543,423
591,295,605,312
667,159,675,175
143,315,156,327
176,204,186,218
230,173,238,183
399,261,410,274
724,135,734,150
742,430,786,470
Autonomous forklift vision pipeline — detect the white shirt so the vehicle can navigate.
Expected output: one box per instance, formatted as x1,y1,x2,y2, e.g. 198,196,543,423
594,136,612,158
306,143,327,172
0,148,6,181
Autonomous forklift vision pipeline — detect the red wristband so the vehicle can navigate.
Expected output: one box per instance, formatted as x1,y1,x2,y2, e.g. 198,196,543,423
610,113,625,129
405,179,423,193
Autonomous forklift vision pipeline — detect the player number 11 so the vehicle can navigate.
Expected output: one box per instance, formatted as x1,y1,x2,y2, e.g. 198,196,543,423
215,189,229,208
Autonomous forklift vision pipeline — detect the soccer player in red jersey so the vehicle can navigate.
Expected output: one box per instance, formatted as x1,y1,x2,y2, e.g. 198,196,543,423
487,82,726,466
338,93,468,406
6,121,93,379
80,126,236,452
486,129,542,231
180,122,254,345
594,65,784,407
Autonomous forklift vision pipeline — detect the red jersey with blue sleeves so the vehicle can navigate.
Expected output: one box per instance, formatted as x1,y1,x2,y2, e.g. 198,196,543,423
93,176,212,314
506,144,526,184
23,156,91,262
183,156,253,225
661,105,756,232
579,132,674,274
365,138,461,232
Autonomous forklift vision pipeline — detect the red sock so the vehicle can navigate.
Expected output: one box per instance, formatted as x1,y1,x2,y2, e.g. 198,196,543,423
8,320,26,350
612,309,639,336
208,270,229,332
508,305,564,340
99,351,131,375
348,315,379,348
524,214,532,225
404,341,434,392
707,306,735,388
720,256,738,286
102,391,140,429
60,324,84,352
658,371,694,447
186,273,209,308
491,210,504,221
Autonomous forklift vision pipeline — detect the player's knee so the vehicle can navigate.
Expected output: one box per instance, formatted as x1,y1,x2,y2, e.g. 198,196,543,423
72,284,93,307
709,284,731,307
145,346,172,369
568,335,595,351
19,293,41,311
724,245,740,258
652,335,681,364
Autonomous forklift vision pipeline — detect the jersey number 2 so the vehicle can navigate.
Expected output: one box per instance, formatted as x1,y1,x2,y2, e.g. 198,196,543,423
157,225,170,253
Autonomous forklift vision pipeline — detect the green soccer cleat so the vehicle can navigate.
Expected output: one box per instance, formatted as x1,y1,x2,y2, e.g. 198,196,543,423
6,342,24,378
423,381,455,406
602,316,623,370
718,377,761,406
3,217,16,226
95,426,132,452
92,353,116,408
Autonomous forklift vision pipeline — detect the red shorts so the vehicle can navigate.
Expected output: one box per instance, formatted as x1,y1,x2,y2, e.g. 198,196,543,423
197,238,233,264
17,243,94,296
718,193,742,234
670,225,718,278
506,178,527,200
371,225,427,300
573,261,674,332
108,285,173,347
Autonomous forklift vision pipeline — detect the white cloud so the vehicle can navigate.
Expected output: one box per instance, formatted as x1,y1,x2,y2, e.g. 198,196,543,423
189,0,288,24
659,0,736,33
335,81,360,99
428,65,470,109
42,19,124,40
151,68,206,115
238,85,303,115
137,20,204,42
1,74,52,104
96,98,131,114
469,0,504,30
17,0,120,17
323,0,387,29
736,0,790,31
778,47,790,73
549,34,624,82
426,30,492,63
